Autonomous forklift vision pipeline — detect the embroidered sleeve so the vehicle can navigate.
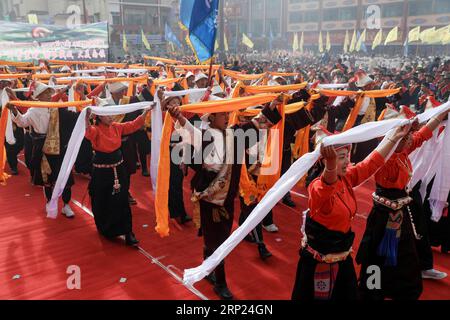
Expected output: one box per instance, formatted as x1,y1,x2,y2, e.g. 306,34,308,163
251,105,282,130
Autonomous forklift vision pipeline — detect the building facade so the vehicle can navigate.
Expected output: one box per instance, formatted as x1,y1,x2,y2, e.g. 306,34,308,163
287,0,450,50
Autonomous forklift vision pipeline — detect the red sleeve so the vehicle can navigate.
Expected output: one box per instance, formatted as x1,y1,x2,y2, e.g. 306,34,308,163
346,151,385,187
308,176,338,214
85,125,97,141
406,126,433,154
116,114,145,136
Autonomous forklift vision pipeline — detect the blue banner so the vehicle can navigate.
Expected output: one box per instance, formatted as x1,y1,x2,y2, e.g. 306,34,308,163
165,23,182,49
182,0,219,63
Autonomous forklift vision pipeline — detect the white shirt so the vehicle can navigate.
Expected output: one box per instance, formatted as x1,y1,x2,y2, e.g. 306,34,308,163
12,107,50,134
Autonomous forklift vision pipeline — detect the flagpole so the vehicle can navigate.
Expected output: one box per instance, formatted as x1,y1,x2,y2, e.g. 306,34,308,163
207,56,214,86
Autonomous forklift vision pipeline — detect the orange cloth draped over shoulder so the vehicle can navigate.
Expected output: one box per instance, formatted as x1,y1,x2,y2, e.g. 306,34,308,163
0,99,92,184
154,94,278,237
319,88,400,131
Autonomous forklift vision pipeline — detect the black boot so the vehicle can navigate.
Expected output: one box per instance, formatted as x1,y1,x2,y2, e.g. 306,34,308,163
128,194,137,205
214,284,233,300
125,232,139,246
10,167,18,175
205,272,216,285
258,243,272,260
141,169,150,177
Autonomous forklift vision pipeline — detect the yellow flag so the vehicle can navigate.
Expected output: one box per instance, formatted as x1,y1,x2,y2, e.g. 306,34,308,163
141,29,151,50
420,27,436,44
293,33,299,52
408,26,421,43
242,33,254,49
349,29,357,52
326,32,331,52
28,14,38,24
356,29,366,52
372,29,382,50
442,26,450,45
343,30,349,53
384,26,398,45
215,39,219,51
300,32,304,53
122,31,128,53
318,32,323,53
437,25,450,44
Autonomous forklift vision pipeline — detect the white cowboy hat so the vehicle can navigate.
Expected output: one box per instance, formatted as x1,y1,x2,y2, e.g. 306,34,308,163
108,81,128,94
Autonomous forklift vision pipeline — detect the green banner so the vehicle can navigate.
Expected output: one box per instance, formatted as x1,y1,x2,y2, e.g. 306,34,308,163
0,21,109,62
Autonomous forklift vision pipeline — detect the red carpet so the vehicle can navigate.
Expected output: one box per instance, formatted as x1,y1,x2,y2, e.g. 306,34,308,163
0,158,449,300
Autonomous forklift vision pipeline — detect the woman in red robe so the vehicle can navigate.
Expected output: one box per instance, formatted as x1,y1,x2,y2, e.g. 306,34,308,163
357,110,450,300
84,106,150,246
291,124,412,300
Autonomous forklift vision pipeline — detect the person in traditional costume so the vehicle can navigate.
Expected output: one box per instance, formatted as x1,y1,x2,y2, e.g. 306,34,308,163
291,123,413,300
7,82,78,218
84,100,151,246
167,95,283,300
1,78,23,175
101,81,150,204
160,85,192,225
356,108,450,300
348,70,393,163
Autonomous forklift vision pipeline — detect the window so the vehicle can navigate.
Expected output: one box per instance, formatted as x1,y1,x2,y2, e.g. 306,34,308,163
252,0,264,15
267,18,280,36
251,19,263,36
409,0,433,16
111,13,121,25
434,0,450,14
289,11,302,23
303,11,318,22
383,3,403,18
339,7,357,20
322,9,335,21
267,0,281,18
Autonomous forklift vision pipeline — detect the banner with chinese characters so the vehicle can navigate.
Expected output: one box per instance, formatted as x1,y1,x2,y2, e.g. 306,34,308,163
0,21,109,62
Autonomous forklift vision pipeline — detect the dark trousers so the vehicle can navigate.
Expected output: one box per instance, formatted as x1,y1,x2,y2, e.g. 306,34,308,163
44,186,71,204
168,160,187,219
281,147,293,201
5,127,24,171
24,131,33,171
239,196,264,243
200,200,234,286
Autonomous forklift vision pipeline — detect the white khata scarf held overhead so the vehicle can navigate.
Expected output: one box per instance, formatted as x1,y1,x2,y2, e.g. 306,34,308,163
428,118,450,222
46,102,153,218
182,100,450,286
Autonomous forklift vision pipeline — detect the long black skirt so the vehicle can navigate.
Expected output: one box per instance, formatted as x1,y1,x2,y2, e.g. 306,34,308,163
89,162,132,238
291,251,358,300
356,189,423,300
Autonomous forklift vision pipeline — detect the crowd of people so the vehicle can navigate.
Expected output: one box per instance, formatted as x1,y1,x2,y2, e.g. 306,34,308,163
1,52,450,300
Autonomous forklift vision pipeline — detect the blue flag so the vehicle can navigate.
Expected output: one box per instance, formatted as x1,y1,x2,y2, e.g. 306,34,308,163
165,23,182,49
181,0,219,63
179,0,195,30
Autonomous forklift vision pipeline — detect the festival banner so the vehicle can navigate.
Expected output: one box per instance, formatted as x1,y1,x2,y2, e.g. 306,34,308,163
0,21,109,62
